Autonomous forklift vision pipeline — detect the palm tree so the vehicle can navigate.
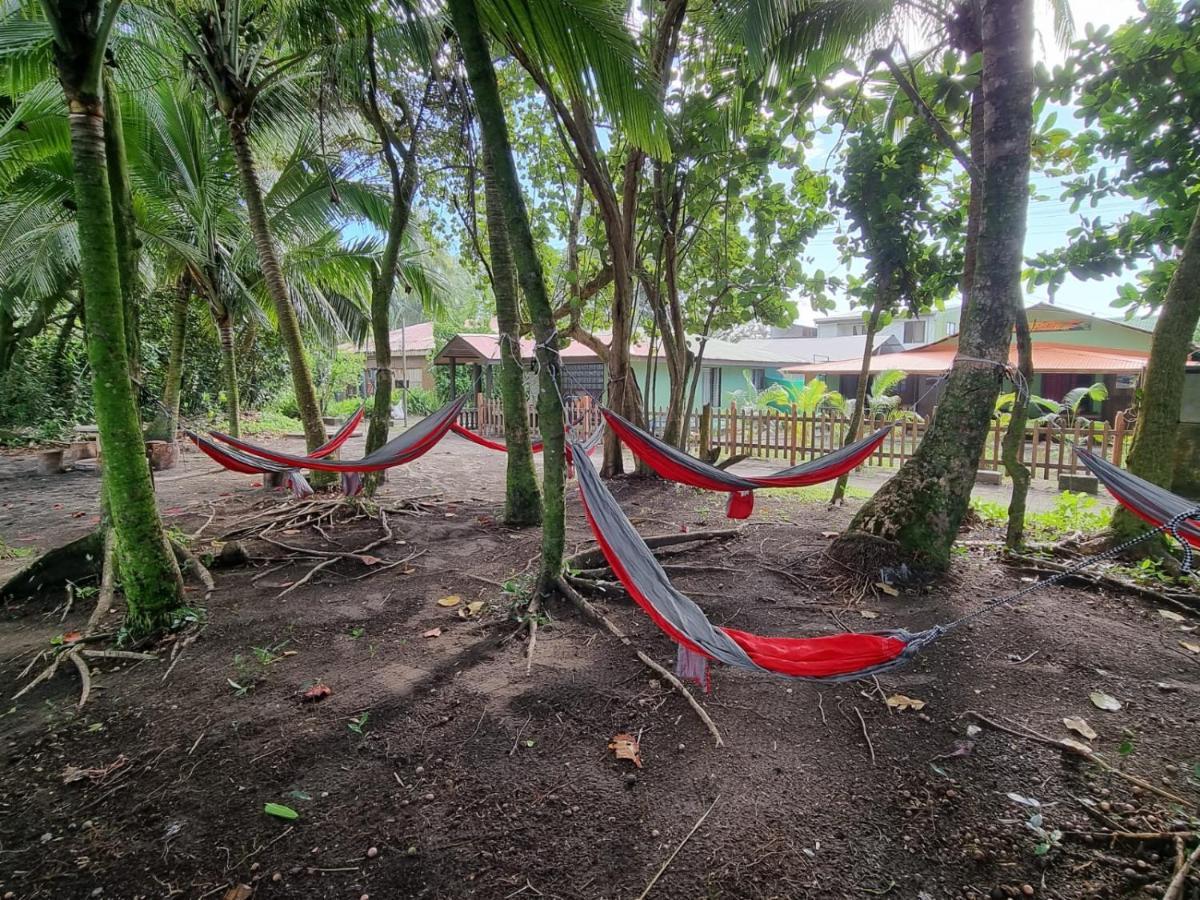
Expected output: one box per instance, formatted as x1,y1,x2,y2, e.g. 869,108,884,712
153,0,340,453
9,0,184,631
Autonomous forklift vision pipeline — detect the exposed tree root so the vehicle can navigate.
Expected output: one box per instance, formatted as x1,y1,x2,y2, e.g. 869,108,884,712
275,510,394,599
170,538,215,602
0,530,104,602
556,575,724,747
1004,552,1198,617
564,528,740,573
524,593,540,676
84,530,117,635
67,650,91,710
1164,837,1200,900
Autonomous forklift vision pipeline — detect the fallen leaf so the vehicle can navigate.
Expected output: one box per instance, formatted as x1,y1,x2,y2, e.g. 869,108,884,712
1060,738,1093,755
422,627,442,639
263,802,299,820
1180,640,1200,654
607,732,643,768
282,650,299,657
874,582,900,597
885,693,926,711
436,595,462,608
1158,609,1185,622
61,765,88,784
965,724,982,737
62,631,82,643
933,739,974,760
300,683,332,703
464,600,486,618
358,555,382,566
821,531,839,538
1062,716,1097,741
1089,691,1122,712
281,529,300,535
1007,792,1040,808
223,886,253,900
859,610,880,620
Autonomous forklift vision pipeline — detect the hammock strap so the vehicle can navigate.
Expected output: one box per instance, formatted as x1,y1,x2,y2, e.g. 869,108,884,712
945,505,1200,632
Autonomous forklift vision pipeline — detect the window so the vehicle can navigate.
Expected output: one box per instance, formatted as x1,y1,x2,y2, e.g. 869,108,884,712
404,367,424,388
851,323,867,336
750,368,766,389
945,322,958,337
903,320,927,343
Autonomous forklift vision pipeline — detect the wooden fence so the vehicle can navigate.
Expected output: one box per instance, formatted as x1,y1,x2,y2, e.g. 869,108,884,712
458,394,1133,480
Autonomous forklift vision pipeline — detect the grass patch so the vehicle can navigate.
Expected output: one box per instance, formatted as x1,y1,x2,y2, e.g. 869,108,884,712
238,410,304,436
758,483,872,504
970,491,1112,541
0,538,34,560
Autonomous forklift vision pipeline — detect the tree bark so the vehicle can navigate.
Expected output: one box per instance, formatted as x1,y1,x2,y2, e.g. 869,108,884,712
484,152,541,525
1002,303,1033,548
148,276,190,442
102,68,140,381
960,85,986,318
450,0,565,591
216,312,240,438
1114,201,1200,537
831,289,887,503
832,0,1033,572
227,118,327,453
55,45,183,630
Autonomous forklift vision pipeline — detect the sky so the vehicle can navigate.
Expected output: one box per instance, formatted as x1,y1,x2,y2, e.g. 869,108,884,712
792,0,1148,326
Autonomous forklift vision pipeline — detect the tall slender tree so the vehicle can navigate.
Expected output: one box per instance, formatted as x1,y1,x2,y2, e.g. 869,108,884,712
833,0,1034,570
41,0,184,630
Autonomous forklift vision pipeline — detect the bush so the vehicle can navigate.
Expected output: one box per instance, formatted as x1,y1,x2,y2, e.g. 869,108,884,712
405,387,439,416
326,397,364,419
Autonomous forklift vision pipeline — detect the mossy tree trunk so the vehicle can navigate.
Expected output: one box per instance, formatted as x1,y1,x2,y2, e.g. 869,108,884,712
450,0,565,591
1114,201,1200,538
484,153,541,525
102,68,140,381
1002,303,1033,548
227,118,326,453
831,0,1033,572
831,285,888,504
48,0,184,632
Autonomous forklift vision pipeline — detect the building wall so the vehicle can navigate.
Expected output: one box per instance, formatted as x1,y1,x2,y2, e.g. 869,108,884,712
815,305,962,344
365,351,435,392
1023,306,1151,352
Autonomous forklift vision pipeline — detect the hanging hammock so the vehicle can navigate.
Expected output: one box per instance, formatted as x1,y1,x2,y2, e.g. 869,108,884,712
1075,448,1200,549
451,423,546,453
310,405,365,457
570,440,943,687
186,431,314,498
601,409,895,519
208,397,465,494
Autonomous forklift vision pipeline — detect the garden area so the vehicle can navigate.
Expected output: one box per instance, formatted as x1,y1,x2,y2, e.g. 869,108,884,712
1,0,1199,898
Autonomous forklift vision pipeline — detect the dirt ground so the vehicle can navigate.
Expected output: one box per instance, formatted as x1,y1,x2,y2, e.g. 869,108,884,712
0,432,1196,900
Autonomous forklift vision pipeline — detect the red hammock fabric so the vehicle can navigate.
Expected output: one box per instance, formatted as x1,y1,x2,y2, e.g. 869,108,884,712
309,405,364,458
451,423,544,453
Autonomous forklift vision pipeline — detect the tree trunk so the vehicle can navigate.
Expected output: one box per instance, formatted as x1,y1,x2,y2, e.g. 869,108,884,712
148,277,190,442
1113,201,1200,538
1001,302,1033,548
217,312,240,438
102,69,140,381
450,0,565,592
960,86,986,319
832,0,1033,572
831,289,887,503
484,153,541,525
58,80,183,631
227,118,326,452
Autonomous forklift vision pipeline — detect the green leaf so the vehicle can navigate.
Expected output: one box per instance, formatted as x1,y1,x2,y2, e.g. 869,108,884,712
264,802,299,820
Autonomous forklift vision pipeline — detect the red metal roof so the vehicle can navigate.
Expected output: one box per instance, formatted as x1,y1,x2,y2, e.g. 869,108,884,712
434,333,602,364
783,341,1149,377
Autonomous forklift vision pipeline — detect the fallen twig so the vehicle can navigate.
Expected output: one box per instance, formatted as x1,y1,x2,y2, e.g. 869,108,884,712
1164,838,1200,900
67,650,91,710
854,705,875,766
1004,552,1198,617
525,593,540,676
966,711,1194,808
556,576,724,747
277,511,393,599
564,528,740,572
188,503,218,541
635,795,720,899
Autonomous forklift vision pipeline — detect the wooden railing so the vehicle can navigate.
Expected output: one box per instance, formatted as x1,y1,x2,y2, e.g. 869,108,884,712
457,394,1132,480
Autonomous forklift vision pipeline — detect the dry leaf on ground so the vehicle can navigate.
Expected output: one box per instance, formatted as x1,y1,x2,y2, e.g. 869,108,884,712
1180,640,1200,654
859,610,879,619
885,694,926,711
1089,691,1122,711
874,582,900,597
1158,609,1185,622
301,683,332,703
436,595,462,608
608,732,643,768
422,627,442,639
1062,716,1096,740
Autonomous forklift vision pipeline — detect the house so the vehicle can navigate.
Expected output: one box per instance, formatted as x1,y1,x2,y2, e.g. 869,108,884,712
814,304,963,348
343,322,438,395
785,302,1157,420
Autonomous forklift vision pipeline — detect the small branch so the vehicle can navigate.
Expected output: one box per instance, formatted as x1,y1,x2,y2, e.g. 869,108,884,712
635,794,720,900
188,503,217,541
1164,839,1200,900
67,650,91,710
1004,552,1198,617
564,529,740,573
966,711,1194,808
854,705,876,766
556,576,724,747
525,593,540,676
277,511,393,599
876,49,978,178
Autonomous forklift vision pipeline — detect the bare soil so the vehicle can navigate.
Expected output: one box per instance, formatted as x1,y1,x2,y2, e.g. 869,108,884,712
0,434,1197,900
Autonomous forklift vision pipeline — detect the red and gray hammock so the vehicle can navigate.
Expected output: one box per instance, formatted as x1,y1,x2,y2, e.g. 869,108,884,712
571,440,944,686
451,423,547,453
206,398,465,495
601,409,894,518
1076,447,1200,564
187,431,315,498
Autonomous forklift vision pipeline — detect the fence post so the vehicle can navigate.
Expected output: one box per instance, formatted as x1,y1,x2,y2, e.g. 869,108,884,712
728,401,737,455
1112,411,1127,465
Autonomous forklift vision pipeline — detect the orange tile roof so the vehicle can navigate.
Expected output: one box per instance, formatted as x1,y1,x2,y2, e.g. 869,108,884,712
783,342,1148,376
